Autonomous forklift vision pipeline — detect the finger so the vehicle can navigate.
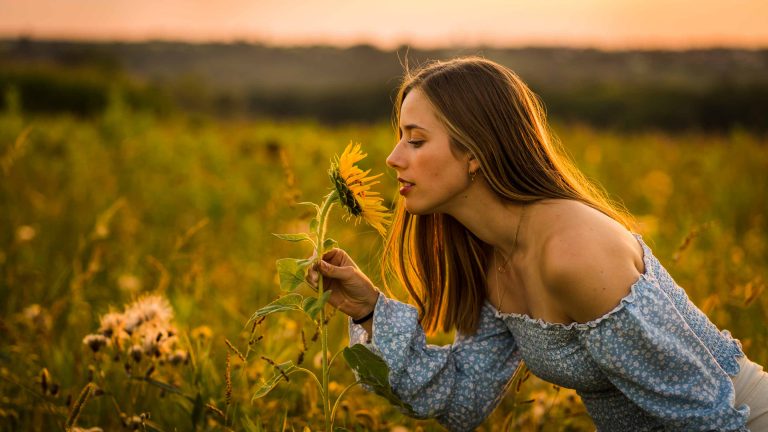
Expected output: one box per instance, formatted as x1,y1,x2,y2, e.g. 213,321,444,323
322,248,357,268
321,248,344,264
318,260,354,280
305,266,319,287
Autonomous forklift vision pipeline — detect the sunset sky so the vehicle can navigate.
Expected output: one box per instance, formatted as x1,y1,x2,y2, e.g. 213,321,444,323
1,0,767,49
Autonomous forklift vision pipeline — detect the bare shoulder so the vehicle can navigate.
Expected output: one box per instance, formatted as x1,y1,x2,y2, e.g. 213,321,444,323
532,200,645,323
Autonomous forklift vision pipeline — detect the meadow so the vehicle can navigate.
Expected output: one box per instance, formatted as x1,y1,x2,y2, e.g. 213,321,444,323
1,93,766,431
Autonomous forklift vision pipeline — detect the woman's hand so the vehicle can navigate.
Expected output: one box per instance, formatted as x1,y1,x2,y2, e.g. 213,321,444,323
306,248,380,321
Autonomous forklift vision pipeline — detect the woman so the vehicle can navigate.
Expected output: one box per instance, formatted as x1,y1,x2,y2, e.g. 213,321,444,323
308,57,768,431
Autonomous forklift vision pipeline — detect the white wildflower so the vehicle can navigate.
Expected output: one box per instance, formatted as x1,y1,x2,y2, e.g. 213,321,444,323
123,295,173,333
97,312,123,338
83,334,109,353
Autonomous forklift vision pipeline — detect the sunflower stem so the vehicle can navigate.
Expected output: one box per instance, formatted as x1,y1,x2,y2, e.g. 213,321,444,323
316,190,337,431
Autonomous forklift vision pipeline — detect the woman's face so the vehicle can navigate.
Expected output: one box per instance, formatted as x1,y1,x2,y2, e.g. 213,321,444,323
386,88,475,215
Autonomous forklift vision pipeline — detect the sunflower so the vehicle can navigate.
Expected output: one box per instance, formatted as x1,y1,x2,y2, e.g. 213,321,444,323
329,142,391,236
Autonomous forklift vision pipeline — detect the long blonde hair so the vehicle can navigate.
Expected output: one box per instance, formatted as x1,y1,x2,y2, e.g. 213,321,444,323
383,57,634,335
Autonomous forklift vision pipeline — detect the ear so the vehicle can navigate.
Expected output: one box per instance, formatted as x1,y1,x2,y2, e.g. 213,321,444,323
467,153,480,174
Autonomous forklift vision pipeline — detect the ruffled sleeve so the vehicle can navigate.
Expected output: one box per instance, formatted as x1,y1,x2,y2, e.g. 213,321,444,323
577,271,750,431
349,293,521,432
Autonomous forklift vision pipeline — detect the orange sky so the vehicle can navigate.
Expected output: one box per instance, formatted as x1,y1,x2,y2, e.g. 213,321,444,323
1,0,767,49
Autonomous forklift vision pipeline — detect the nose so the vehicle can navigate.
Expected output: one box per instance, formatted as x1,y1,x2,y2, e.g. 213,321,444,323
386,140,404,170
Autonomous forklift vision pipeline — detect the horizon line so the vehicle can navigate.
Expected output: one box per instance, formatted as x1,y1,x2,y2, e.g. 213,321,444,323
3,34,768,53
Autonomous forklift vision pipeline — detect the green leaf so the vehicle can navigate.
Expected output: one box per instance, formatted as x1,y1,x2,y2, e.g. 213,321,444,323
252,361,296,400
247,293,303,323
342,344,415,415
309,218,319,233
301,290,332,320
272,232,315,247
275,258,312,292
190,392,203,429
322,238,338,253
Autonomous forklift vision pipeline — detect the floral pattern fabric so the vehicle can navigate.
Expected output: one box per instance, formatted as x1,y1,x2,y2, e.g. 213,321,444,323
349,234,749,431
349,293,521,430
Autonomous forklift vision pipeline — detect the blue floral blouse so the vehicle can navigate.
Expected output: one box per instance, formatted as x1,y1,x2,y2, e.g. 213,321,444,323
348,234,749,431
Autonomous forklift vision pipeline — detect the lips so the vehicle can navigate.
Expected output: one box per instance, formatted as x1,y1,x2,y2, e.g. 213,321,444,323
398,178,415,196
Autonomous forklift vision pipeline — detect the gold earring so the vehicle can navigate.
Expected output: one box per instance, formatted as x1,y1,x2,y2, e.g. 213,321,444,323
470,170,477,182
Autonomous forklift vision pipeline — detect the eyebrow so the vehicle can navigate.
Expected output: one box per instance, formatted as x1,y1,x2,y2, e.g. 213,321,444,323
400,124,429,133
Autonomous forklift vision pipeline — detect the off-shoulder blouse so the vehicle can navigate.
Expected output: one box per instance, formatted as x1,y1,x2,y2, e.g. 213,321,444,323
348,234,748,431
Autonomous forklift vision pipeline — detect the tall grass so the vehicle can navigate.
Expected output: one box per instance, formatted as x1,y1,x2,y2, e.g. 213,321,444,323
0,97,765,430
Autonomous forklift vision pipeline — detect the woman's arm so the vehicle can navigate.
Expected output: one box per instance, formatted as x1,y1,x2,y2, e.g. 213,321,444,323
313,248,521,431
349,294,521,432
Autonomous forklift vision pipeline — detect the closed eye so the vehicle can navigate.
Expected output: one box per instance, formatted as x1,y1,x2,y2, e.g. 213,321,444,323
407,140,424,147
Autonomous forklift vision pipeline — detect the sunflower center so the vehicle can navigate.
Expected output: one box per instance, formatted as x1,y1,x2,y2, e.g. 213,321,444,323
330,169,363,216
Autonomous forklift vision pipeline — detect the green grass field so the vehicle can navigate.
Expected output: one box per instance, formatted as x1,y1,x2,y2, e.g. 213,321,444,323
1,97,766,431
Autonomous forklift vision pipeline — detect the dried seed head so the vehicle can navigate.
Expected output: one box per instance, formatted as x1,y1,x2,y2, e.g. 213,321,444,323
97,312,123,338
225,352,232,405
123,414,145,430
65,383,94,429
225,339,245,362
260,356,290,383
22,304,51,332
82,334,109,353
141,332,161,358
205,403,225,419
297,330,307,365
123,295,173,333
40,368,50,394
129,345,143,362
168,349,188,366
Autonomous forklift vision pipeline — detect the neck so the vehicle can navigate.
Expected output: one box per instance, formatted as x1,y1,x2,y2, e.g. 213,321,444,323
443,182,527,257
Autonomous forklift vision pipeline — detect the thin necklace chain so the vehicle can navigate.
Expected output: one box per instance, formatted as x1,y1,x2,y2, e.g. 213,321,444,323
494,204,526,310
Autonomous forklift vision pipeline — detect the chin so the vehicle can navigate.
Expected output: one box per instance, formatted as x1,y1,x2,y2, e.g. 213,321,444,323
404,200,439,216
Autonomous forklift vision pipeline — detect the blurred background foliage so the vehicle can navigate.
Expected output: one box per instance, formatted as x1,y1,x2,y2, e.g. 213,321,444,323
0,38,766,431
2,38,768,130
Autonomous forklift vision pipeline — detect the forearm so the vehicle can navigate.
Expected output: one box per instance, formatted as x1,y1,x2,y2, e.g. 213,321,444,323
348,296,521,430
